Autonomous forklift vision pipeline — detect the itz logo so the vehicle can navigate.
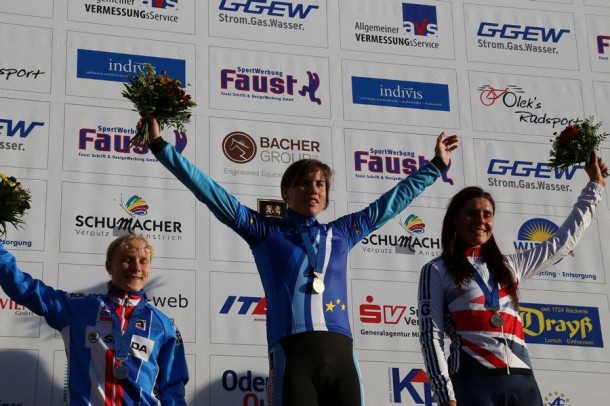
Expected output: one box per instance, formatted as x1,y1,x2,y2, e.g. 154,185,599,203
402,3,438,37
219,296,267,315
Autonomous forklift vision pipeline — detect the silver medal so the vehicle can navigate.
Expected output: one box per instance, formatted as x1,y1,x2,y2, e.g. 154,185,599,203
490,312,504,328
113,364,129,380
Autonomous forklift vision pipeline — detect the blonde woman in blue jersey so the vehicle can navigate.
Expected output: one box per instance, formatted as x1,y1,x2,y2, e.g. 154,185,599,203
143,116,457,405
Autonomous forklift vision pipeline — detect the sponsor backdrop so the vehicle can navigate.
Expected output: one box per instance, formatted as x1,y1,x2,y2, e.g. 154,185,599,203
0,0,609,404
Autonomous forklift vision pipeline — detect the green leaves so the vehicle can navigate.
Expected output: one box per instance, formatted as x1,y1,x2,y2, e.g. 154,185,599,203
0,173,31,237
549,117,608,175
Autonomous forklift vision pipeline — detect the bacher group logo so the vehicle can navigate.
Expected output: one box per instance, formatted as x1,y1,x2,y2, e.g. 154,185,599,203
477,84,580,129
78,123,187,162
222,131,322,165
76,50,186,86
220,67,322,105
73,193,184,240
402,3,438,37
352,76,449,112
521,303,603,348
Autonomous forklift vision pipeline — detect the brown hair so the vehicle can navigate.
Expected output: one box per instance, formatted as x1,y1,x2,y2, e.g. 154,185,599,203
280,159,333,209
441,186,519,305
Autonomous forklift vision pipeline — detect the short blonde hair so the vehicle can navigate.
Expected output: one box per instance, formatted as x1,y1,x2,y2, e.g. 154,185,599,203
105,233,154,264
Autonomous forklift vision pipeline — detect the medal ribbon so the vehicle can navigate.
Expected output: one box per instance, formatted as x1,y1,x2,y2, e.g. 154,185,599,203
470,264,500,310
102,294,148,363
298,224,327,278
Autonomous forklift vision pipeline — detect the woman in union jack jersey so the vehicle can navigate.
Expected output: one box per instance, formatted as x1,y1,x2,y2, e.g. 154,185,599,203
417,153,606,406
143,115,457,405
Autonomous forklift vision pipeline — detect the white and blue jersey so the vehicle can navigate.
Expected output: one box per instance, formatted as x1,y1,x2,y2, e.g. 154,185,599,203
154,141,444,347
0,244,188,405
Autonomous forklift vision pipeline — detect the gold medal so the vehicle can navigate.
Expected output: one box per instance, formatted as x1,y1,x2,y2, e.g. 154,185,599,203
312,272,325,294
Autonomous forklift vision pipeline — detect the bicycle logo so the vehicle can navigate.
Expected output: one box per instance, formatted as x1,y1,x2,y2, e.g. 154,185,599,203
478,85,523,106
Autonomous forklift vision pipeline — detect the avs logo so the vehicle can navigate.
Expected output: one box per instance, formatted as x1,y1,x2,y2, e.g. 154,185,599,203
221,68,321,105
142,0,178,9
222,131,257,164
220,296,267,320
390,368,434,405
77,50,186,85
79,127,187,156
521,303,603,348
402,3,438,37
218,0,319,19
512,218,557,253
352,76,450,112
544,391,572,406
0,118,44,138
477,22,570,43
597,35,610,60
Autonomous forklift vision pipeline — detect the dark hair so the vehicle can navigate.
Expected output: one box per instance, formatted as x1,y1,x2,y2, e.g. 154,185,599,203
441,186,519,305
280,159,333,209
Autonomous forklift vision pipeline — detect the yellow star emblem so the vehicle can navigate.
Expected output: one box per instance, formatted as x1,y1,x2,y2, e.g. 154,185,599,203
326,301,336,312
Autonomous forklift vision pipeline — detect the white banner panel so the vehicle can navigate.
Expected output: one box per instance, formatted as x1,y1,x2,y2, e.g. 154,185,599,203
351,280,421,352
209,117,332,187
210,272,267,346
210,193,335,263
469,71,584,136
0,23,52,93
586,14,610,73
209,47,331,118
0,262,43,338
1,0,53,18
339,0,454,59
66,31,195,100
2,179,47,251
0,349,39,405
209,0,328,47
210,355,268,406
473,138,589,206
68,0,195,34
585,0,609,6
58,264,197,343
519,290,610,363
360,361,435,406
59,182,196,259
537,369,610,406
348,202,444,273
0,98,49,170
493,212,605,286
344,129,464,197
342,60,459,128
593,81,610,136
62,104,195,178
464,4,578,70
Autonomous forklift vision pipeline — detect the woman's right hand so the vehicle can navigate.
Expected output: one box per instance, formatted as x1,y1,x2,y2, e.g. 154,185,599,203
137,114,161,145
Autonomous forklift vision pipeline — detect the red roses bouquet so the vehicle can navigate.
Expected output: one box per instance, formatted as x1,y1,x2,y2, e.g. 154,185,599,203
0,173,31,237
549,117,608,177
122,63,196,147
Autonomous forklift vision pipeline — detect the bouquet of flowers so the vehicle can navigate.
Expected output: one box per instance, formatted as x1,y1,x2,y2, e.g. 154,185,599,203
122,63,196,147
0,173,31,237
549,117,608,177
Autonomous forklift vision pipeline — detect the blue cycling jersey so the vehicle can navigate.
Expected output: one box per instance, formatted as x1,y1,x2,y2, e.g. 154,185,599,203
154,142,442,346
